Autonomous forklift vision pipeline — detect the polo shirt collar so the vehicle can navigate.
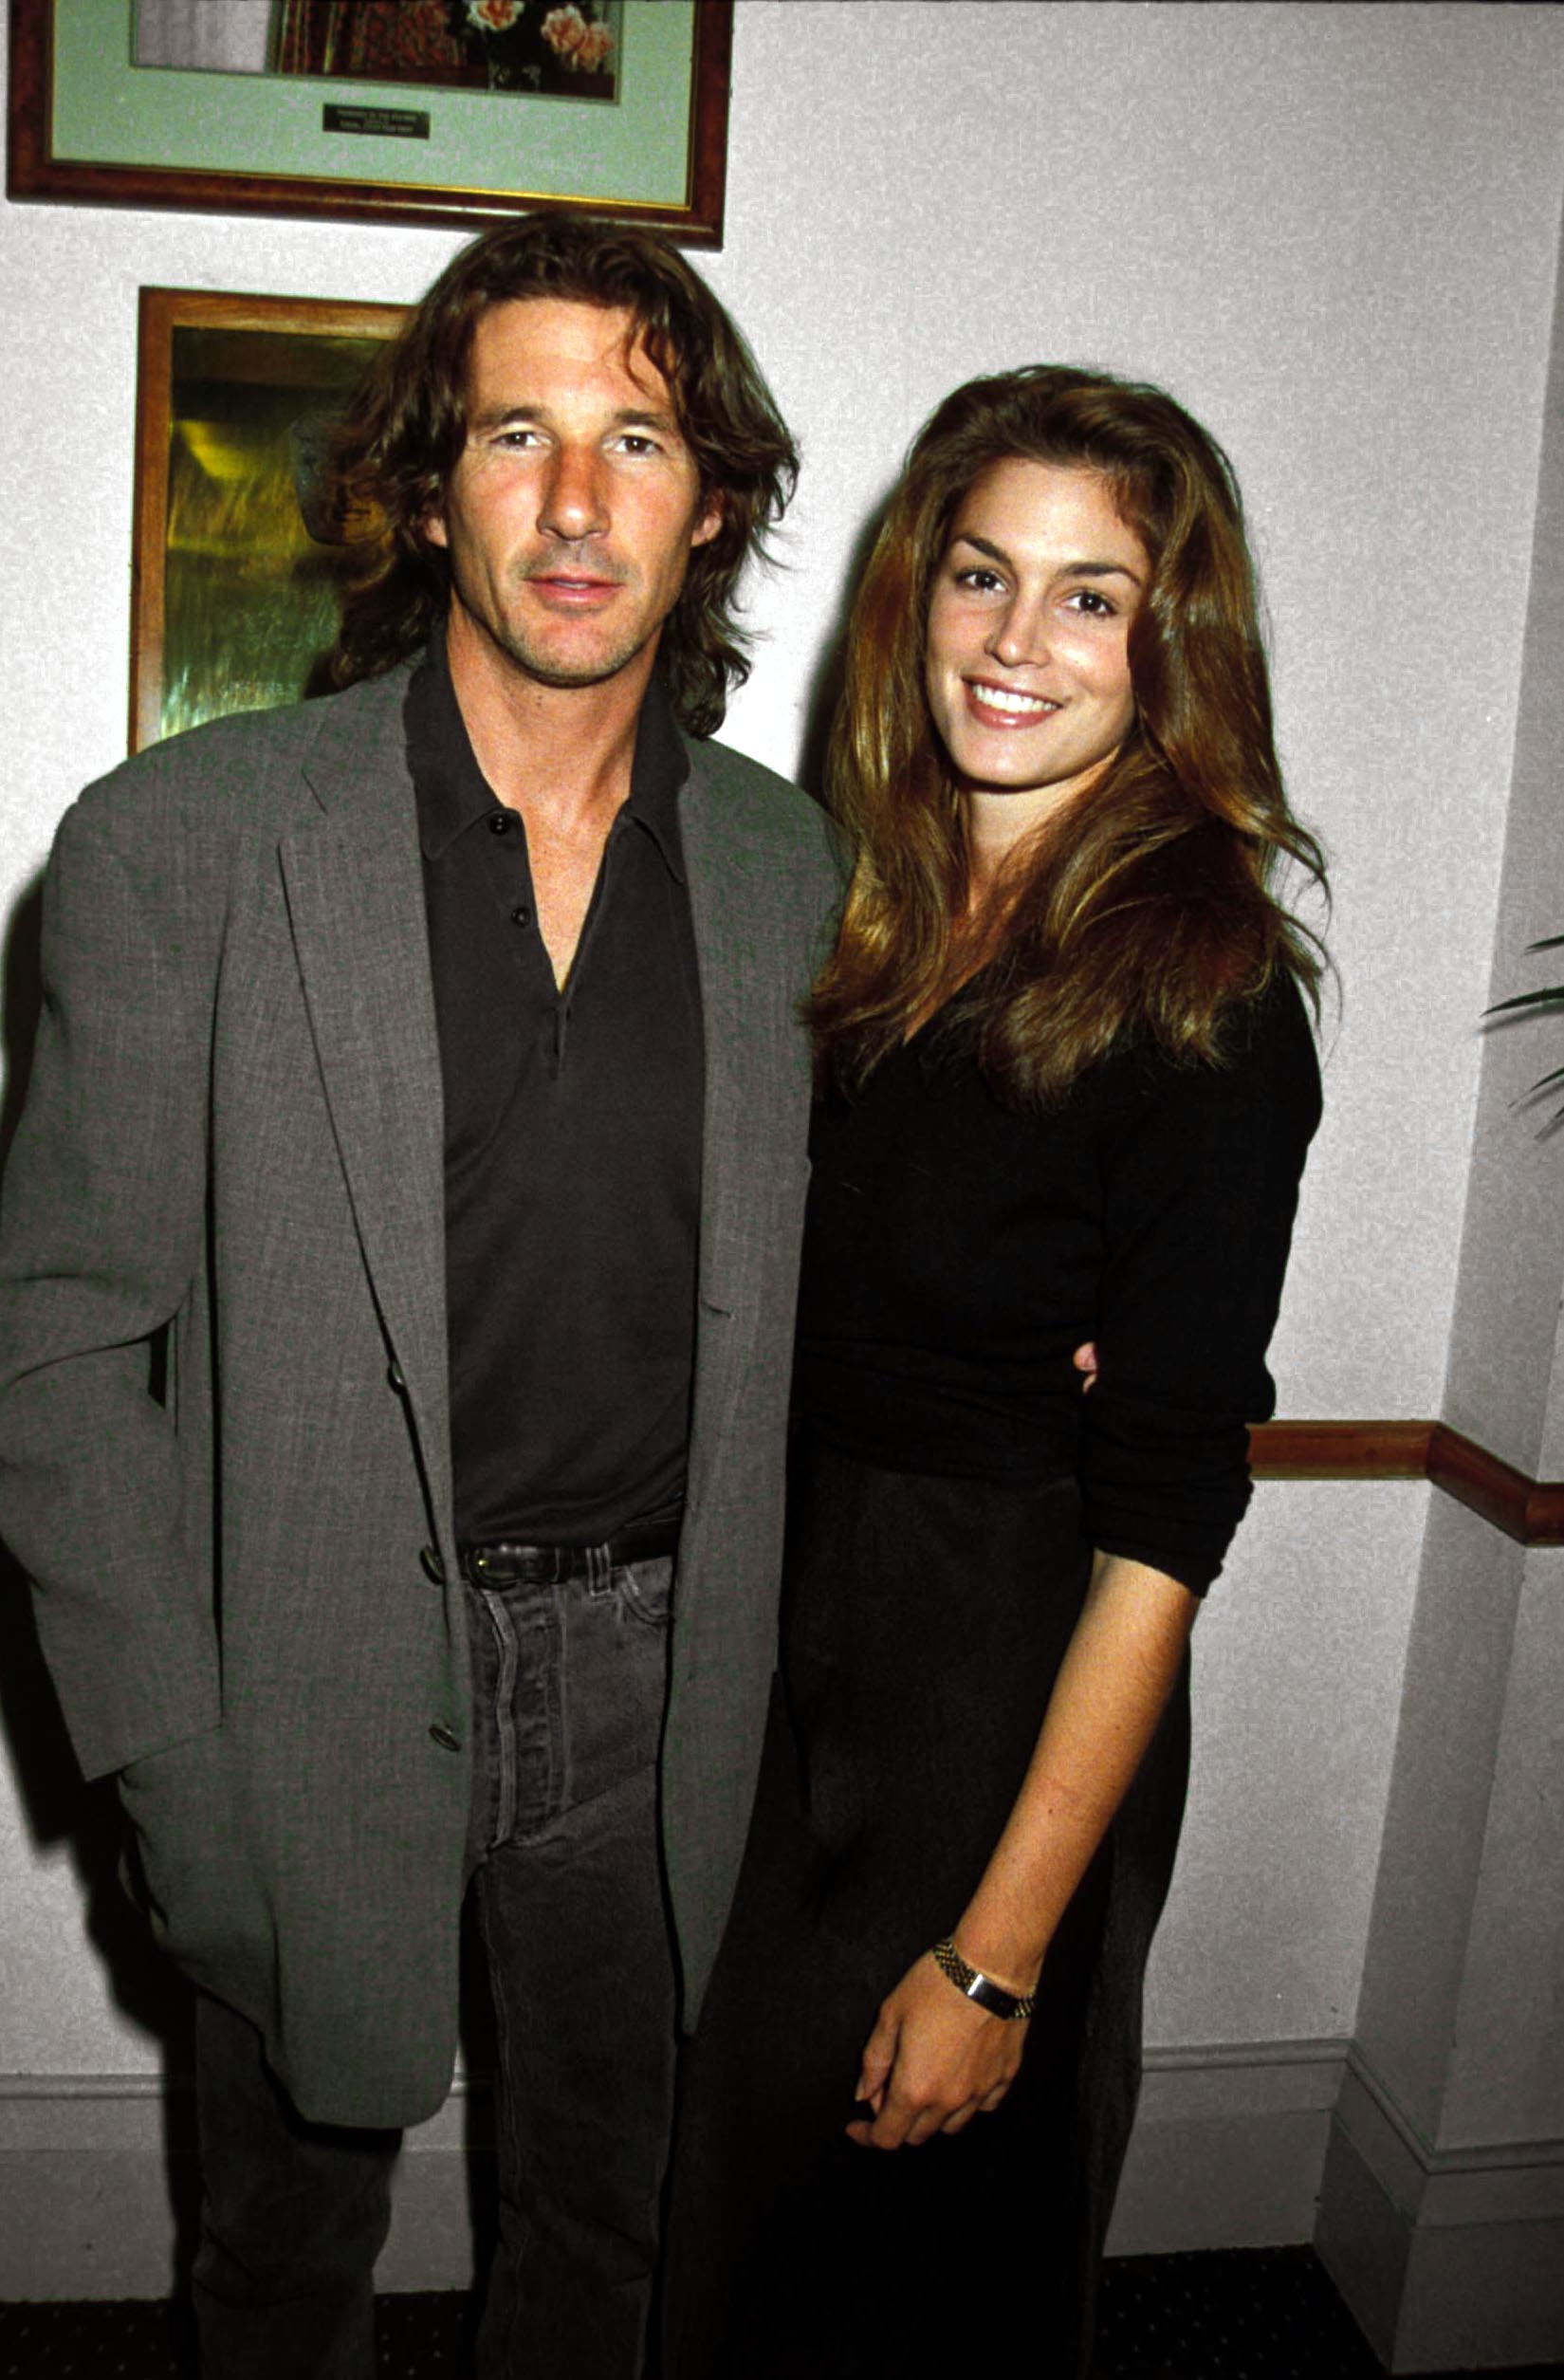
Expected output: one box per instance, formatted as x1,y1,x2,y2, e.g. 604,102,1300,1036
407,629,690,881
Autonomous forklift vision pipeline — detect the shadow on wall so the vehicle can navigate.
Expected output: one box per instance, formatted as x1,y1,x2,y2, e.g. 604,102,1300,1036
0,872,43,1178
0,1559,202,2297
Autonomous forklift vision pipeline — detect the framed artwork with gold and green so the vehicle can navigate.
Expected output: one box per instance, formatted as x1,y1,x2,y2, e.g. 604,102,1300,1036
131,286,409,754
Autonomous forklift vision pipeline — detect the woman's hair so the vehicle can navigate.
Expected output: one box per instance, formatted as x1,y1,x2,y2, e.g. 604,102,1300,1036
808,365,1327,1107
322,210,798,737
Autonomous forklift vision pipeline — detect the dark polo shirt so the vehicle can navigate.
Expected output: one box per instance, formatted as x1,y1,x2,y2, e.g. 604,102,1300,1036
405,638,705,1546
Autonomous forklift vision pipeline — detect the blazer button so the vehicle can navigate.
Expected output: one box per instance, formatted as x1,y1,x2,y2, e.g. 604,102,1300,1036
419,1544,446,1585
429,1723,462,1753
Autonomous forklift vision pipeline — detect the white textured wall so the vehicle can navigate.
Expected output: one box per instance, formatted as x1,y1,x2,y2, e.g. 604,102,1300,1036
1347,209,1564,2170
1443,148,1564,1476
3,2,1563,2091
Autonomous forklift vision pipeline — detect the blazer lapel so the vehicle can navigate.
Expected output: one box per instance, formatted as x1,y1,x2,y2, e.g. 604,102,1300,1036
279,673,453,1545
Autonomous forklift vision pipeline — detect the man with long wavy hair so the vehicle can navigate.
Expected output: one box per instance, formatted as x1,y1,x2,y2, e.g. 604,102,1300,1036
0,212,834,2379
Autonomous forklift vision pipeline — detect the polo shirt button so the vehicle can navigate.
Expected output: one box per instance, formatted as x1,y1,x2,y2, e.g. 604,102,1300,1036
488,812,511,835
510,905,530,926
419,1544,446,1585
429,1724,462,1753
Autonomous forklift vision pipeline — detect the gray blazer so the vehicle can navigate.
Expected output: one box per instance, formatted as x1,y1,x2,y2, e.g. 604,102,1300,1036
0,664,838,2128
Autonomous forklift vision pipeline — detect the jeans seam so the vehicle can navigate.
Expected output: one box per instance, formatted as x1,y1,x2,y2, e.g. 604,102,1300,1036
479,1586,521,1849
550,1578,570,1817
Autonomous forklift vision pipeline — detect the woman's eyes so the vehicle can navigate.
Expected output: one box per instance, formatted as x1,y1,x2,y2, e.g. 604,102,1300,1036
950,569,1118,618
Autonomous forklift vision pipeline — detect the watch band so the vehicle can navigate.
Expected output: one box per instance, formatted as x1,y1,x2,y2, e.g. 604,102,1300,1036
930,1935,1036,2021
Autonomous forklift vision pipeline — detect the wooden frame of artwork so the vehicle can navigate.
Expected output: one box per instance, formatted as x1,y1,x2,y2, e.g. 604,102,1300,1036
9,0,731,245
130,286,408,754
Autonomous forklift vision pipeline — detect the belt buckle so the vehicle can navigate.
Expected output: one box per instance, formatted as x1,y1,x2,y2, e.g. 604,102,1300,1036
467,1541,528,1586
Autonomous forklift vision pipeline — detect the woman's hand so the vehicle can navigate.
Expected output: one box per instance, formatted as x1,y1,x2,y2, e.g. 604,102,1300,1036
844,1555,1197,2156
845,1950,1029,2149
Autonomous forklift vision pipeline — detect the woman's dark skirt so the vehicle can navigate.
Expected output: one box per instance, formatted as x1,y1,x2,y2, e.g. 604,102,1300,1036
660,1435,1191,2379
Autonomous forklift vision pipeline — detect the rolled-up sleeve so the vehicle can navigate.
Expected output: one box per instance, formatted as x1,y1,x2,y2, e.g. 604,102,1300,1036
1081,980,1321,1594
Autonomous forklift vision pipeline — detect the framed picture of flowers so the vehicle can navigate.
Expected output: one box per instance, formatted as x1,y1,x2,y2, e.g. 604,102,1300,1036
8,0,732,245
129,286,408,755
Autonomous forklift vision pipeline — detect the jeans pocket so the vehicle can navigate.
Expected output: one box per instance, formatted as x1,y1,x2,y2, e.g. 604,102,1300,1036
616,1554,673,1632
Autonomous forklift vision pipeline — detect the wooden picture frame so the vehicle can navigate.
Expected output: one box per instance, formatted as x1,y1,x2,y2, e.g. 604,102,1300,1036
130,286,407,755
9,0,731,245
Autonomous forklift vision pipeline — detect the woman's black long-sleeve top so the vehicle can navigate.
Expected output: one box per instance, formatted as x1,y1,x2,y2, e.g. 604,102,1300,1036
794,975,1321,1595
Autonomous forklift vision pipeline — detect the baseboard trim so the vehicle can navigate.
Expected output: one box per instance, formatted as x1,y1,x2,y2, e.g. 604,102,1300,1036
1,2045,1346,2297
1316,2050,1564,2371
1106,2037,1349,2256
0,2070,488,2297
9,2044,1558,2332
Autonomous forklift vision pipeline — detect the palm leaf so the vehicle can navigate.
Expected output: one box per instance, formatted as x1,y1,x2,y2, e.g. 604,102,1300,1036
1486,986,1564,1017
1486,936,1564,1125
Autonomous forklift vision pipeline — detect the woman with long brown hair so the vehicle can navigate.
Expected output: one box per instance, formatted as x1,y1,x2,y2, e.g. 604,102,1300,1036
661,365,1325,2378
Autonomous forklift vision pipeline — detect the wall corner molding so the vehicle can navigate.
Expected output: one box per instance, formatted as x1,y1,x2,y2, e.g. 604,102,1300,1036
1316,2051,1564,2373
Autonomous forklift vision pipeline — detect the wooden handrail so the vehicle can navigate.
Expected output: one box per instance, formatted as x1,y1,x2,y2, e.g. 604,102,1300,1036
1249,1420,1564,1547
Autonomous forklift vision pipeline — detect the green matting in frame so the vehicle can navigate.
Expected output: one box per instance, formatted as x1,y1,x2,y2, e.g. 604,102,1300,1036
9,1,731,244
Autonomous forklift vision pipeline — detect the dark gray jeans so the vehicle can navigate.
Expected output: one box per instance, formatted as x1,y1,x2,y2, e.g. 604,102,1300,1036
191,1551,679,2380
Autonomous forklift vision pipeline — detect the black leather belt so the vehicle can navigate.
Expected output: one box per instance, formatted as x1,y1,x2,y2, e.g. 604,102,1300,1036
458,1504,683,1587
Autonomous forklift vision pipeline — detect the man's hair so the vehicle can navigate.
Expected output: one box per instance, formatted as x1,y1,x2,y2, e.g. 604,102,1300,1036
323,210,798,737
808,364,1328,1107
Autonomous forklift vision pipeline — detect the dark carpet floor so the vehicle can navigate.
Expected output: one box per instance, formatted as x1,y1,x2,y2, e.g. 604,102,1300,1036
0,2250,1559,2377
